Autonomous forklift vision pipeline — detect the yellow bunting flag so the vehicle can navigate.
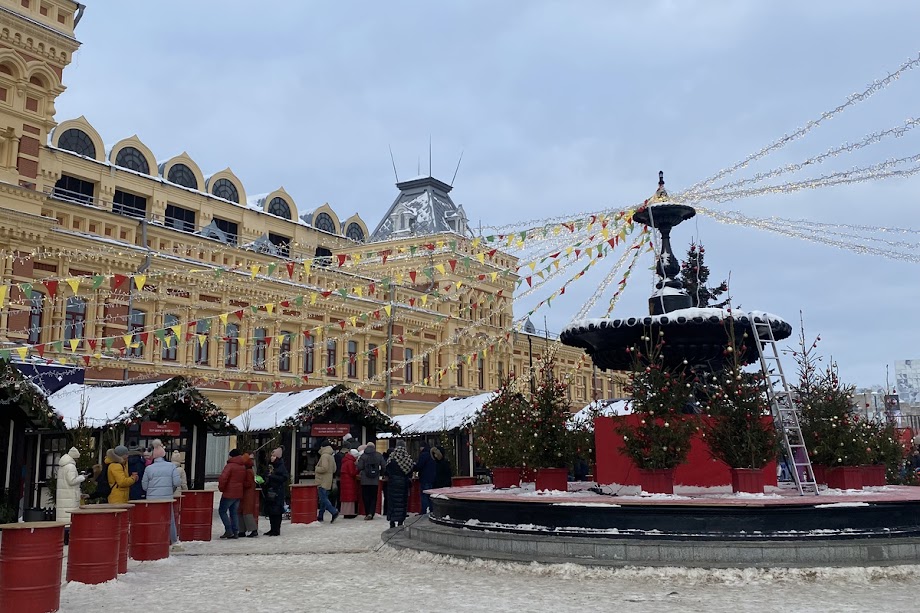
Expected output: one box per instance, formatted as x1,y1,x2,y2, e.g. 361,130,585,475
476,253,485,264
310,293,318,305
602,227,609,239
134,275,146,291
384,305,392,317
420,295,428,306
171,325,182,339
266,303,275,315
219,313,229,326
15,346,27,360
528,262,536,271
250,265,260,279
69,338,79,352
472,237,481,248
456,280,463,290
490,272,498,282
395,272,404,284
198,335,207,348
275,335,285,346
0,284,6,308
122,334,132,348
238,337,246,348
435,263,446,275
66,278,80,294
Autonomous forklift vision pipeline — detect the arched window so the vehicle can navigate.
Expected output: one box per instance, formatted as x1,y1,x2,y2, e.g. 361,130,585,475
279,332,292,373
167,163,198,189
194,320,209,365
114,147,150,174
314,212,335,233
27,292,43,344
345,222,365,242
64,297,86,342
404,348,414,383
347,340,358,378
224,323,239,368
211,178,239,203
304,336,314,374
57,128,95,158
162,314,179,361
253,328,268,371
267,197,291,220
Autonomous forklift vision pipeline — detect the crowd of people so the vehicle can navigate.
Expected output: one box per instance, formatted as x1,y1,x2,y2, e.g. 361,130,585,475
54,435,454,541
212,436,454,537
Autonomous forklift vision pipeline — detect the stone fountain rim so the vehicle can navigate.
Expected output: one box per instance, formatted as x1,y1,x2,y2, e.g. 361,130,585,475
561,307,791,338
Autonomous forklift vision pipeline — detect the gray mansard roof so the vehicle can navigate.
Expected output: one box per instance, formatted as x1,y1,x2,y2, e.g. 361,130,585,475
370,176,469,242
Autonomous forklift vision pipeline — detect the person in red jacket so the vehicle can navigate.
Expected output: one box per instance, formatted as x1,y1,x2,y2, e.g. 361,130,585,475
339,448,359,518
218,449,247,539
237,453,258,538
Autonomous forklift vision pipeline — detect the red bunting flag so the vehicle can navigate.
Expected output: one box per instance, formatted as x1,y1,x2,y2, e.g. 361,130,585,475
409,271,417,283
87,339,97,350
448,259,457,272
82,355,90,366
380,251,389,264
321,291,333,298
112,274,129,291
36,344,45,357
368,283,375,295
526,277,532,287
339,320,346,330
140,332,149,345
42,279,58,298
302,330,311,341
280,300,290,308
409,298,416,307
488,249,497,258
336,254,347,267
286,262,295,278
234,309,244,320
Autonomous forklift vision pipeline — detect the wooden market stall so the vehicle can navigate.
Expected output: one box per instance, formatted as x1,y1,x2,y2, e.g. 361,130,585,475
48,376,236,490
231,384,398,483
0,358,65,522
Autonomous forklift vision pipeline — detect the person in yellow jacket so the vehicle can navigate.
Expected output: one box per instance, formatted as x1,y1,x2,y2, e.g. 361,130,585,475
106,445,138,503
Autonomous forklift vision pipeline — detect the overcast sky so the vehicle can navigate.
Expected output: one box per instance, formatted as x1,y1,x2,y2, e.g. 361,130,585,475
56,1,920,391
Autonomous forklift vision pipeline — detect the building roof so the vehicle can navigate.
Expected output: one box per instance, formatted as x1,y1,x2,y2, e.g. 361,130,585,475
377,413,425,439
568,398,632,430
370,176,469,241
230,386,335,432
401,392,494,436
48,380,171,428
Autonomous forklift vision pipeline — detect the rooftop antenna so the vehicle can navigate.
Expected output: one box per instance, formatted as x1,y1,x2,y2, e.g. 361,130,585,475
388,145,399,183
417,156,420,176
428,135,432,177
450,149,464,186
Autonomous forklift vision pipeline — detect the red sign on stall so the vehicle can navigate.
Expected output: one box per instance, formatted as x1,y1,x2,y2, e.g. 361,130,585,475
140,421,181,437
310,423,351,437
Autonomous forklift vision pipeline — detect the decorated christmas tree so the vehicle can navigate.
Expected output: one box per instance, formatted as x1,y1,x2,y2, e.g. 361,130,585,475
617,331,697,470
700,326,777,470
471,376,530,469
678,241,729,308
525,355,574,469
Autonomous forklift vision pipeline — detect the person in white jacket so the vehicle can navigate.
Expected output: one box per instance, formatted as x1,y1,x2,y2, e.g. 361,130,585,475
55,447,85,524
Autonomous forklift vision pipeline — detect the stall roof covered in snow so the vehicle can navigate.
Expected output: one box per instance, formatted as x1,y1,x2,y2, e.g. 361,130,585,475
568,398,632,429
48,380,171,428
377,413,425,439
231,386,334,432
401,392,494,436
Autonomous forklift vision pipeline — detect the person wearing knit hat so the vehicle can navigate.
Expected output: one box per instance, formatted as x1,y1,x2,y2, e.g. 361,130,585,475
55,447,85,524
264,447,289,536
356,442,385,520
142,439,181,544
106,446,137,504
217,448,247,539
171,451,188,491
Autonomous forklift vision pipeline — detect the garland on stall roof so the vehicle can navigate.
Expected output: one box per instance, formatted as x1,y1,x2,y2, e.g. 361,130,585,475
280,383,398,432
110,376,238,434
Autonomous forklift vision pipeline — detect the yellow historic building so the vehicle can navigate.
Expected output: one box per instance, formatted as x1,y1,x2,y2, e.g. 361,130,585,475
0,0,626,421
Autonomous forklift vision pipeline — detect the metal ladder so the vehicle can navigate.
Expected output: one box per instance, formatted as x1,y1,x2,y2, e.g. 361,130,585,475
753,320,819,496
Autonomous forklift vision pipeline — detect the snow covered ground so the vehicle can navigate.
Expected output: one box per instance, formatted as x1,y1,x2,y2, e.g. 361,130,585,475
47,504,920,613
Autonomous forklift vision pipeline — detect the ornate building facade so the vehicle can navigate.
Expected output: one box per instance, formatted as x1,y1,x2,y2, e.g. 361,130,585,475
0,0,625,420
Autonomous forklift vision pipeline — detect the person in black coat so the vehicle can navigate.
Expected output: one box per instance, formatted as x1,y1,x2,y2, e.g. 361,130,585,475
385,442,414,528
127,447,146,501
432,445,452,489
264,448,289,536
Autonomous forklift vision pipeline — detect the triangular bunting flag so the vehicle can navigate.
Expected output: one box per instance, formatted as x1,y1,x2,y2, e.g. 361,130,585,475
66,278,80,294
43,279,59,298
134,275,146,291
69,338,79,352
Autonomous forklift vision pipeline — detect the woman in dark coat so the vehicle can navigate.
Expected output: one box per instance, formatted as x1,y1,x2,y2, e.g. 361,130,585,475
385,442,414,528
432,446,453,489
264,447,289,536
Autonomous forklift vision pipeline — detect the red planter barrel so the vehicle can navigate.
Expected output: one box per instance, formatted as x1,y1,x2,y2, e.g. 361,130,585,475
535,468,569,492
811,464,828,485
290,484,317,524
491,467,521,489
451,476,477,487
67,508,123,584
129,499,172,561
730,468,765,494
91,504,134,574
861,464,887,487
0,521,65,613
639,469,675,494
407,479,420,514
179,490,214,542
826,466,863,490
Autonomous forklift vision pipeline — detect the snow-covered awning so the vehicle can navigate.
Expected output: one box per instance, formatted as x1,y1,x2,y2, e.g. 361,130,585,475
377,413,424,439
401,392,494,436
231,386,335,432
48,380,171,429
568,398,632,429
